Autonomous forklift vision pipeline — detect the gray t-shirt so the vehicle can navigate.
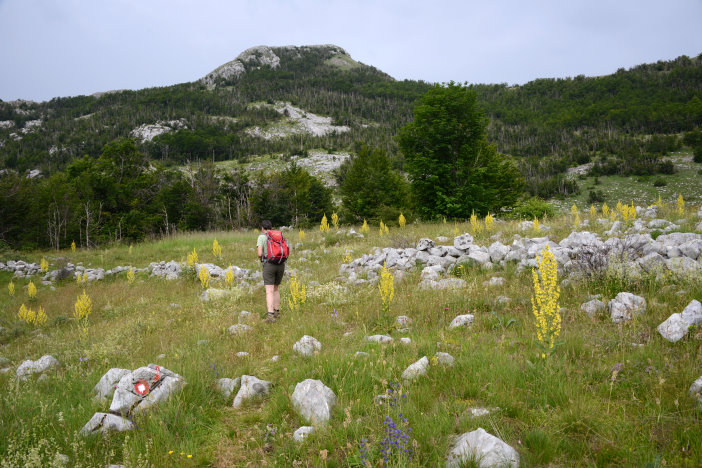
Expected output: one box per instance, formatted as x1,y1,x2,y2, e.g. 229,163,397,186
257,233,267,259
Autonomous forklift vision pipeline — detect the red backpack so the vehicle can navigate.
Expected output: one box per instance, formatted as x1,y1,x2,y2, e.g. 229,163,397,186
264,230,289,264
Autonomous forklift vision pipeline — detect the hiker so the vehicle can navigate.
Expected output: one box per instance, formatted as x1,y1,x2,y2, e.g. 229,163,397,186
257,220,289,322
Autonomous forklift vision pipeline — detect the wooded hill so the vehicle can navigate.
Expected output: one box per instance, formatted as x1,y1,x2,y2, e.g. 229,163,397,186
1,45,701,197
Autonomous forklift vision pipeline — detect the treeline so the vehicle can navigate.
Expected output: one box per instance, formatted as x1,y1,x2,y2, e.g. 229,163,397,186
0,139,335,250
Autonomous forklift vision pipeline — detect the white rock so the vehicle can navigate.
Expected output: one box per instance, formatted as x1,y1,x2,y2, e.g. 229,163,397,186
449,314,474,329
690,376,702,408
395,315,412,327
488,242,510,262
216,377,241,398
417,238,435,251
580,299,606,318
486,277,504,286
79,412,135,436
16,355,59,380
422,278,467,290
354,351,370,359
201,288,232,302
401,356,429,381
293,335,322,356
435,352,455,366
293,426,315,442
93,368,131,401
228,324,252,335
446,427,519,468
236,352,250,358
232,375,271,408
291,379,336,425
454,234,474,251
467,407,499,417
109,364,185,415
400,337,412,345
657,300,702,342
366,335,394,344
609,292,646,323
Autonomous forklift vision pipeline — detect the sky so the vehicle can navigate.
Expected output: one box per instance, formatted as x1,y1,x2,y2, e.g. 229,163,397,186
1,0,701,102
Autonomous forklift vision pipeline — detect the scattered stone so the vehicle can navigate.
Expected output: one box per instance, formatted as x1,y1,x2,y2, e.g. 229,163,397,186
293,426,315,442
156,354,166,359
417,238,435,251
79,412,135,436
197,339,209,346
422,278,467,290
354,351,370,359
271,355,281,362
454,233,474,250
216,377,241,398
93,368,131,401
395,315,412,327
449,314,475,329
495,296,510,305
228,324,252,335
16,355,59,380
291,379,336,425
435,352,455,367
236,352,250,358
484,277,505,286
580,299,606,318
466,407,499,418
238,310,252,323
400,337,412,345
657,299,702,343
446,427,519,468
609,292,646,323
233,375,271,408
401,356,429,381
293,335,322,356
690,376,702,408
366,334,394,344
201,288,232,302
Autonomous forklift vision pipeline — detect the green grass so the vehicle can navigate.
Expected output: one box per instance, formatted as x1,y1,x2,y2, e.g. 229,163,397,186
1,213,702,466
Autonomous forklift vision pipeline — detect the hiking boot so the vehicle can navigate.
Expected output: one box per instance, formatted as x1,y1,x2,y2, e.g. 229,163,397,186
274,308,280,319
265,311,277,323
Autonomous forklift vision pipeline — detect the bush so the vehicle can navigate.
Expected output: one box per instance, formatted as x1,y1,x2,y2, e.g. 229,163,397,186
694,145,702,164
653,178,667,187
587,190,605,204
510,197,555,219
657,160,675,174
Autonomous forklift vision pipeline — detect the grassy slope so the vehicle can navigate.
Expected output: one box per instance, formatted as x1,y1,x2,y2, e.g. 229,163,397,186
1,210,702,467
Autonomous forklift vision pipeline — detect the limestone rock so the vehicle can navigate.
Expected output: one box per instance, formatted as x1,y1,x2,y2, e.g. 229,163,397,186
293,335,322,356
366,335,394,344
228,324,252,335
232,375,271,408
488,242,510,262
417,238,435,251
395,315,412,327
435,352,455,366
293,426,315,442
291,379,336,425
201,288,232,302
79,412,135,436
580,299,606,318
657,299,702,342
216,377,241,398
449,314,474,329
446,427,519,468
400,337,412,345
609,292,646,323
401,356,429,381
690,376,702,408
16,355,59,380
454,234,474,251
109,364,185,415
93,368,131,401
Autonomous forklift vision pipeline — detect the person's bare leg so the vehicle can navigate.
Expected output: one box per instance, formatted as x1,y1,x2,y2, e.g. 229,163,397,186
273,284,281,316
265,285,275,313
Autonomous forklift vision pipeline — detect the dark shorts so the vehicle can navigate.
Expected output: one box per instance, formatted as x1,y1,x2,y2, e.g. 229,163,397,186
262,261,285,285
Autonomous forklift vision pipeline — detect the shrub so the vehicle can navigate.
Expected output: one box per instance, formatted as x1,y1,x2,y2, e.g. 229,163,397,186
511,197,555,219
693,145,702,164
587,190,605,204
653,178,667,187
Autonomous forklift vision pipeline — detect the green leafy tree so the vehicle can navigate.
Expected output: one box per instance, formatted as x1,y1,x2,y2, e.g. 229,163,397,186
398,82,524,218
339,144,409,222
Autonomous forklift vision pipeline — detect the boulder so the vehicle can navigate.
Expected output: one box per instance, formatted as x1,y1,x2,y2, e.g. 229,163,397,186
690,376,702,408
401,356,429,381
580,299,606,318
293,335,322,357
16,355,59,380
449,314,474,329
454,234,474,251
467,251,491,265
233,375,271,408
293,426,315,442
79,412,135,436
400,337,412,345
446,427,519,468
657,300,702,343
609,292,646,323
485,277,505,287
216,377,241,398
366,335,394,344
93,368,131,401
488,242,510,263
416,238,435,251
291,379,336,425
109,364,185,415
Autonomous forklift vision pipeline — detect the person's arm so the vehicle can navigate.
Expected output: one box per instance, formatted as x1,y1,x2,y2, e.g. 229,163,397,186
257,245,263,259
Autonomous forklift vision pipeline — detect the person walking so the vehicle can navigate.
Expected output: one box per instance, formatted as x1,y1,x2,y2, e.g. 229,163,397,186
257,220,288,322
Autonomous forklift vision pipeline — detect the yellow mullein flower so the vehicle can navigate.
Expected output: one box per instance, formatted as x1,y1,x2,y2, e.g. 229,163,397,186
589,205,596,217
225,266,234,288
186,249,198,267
71,240,76,252
677,194,685,215
533,217,540,233
127,267,135,285
9,280,15,297
198,266,210,289
531,245,561,358
331,212,339,230
287,272,306,312
485,213,494,232
298,229,306,242
398,213,406,228
212,239,222,259
378,262,394,315
27,281,37,301
602,203,609,216
40,257,49,273
360,219,369,234
320,214,330,232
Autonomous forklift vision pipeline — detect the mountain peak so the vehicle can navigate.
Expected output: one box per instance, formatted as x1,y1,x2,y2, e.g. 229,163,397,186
200,44,358,86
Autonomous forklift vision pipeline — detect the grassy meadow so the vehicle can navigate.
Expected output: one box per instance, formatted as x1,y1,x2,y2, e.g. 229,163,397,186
1,203,702,467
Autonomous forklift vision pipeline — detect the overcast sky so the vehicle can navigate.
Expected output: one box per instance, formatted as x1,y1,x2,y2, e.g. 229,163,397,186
1,0,701,102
